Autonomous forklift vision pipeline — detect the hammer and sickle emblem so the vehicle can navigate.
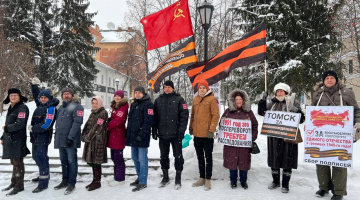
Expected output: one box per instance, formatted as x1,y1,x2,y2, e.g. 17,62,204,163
174,9,185,21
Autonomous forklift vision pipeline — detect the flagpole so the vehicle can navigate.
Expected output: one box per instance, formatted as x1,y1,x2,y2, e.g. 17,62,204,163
264,60,267,92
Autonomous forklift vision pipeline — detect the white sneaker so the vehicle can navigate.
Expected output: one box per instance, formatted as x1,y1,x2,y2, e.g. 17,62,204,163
108,180,126,187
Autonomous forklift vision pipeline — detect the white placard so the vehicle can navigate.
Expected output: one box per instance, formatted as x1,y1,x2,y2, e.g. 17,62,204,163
218,118,252,148
261,111,301,140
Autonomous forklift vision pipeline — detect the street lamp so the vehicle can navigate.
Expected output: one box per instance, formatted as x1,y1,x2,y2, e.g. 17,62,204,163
34,55,41,78
197,0,214,61
115,78,120,91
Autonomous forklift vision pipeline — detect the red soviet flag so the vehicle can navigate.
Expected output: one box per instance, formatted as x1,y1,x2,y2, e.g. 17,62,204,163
140,0,194,50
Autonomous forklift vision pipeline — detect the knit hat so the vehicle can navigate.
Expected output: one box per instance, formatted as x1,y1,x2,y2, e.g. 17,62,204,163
3,88,28,104
134,86,146,95
164,80,174,89
274,83,291,94
322,70,338,83
38,89,52,100
61,87,74,97
114,90,124,98
92,96,104,108
197,80,209,91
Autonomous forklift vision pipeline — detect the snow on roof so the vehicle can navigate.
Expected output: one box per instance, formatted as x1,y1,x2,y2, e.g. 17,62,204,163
99,31,136,43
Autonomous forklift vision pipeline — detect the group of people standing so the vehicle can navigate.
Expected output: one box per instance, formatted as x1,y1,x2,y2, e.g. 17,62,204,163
1,70,359,200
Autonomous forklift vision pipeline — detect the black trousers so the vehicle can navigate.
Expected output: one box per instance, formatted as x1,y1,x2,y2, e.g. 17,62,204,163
194,137,214,179
159,138,184,171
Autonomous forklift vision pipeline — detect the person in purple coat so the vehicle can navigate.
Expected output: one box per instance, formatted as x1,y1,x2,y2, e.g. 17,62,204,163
107,90,129,186
222,89,258,190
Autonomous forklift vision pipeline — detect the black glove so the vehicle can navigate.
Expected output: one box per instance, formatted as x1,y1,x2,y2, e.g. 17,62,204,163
136,136,142,142
152,131,158,140
66,139,74,147
189,129,193,135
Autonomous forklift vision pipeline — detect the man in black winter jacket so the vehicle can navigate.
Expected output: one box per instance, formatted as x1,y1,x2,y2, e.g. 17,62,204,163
152,80,189,190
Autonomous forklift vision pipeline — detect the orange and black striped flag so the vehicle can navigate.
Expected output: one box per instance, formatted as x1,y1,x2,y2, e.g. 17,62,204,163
187,24,266,92
147,36,198,92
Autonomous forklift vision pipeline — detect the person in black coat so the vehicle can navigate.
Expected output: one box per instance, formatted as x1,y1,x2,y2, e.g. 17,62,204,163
126,86,154,192
28,78,59,193
1,88,30,196
152,80,189,189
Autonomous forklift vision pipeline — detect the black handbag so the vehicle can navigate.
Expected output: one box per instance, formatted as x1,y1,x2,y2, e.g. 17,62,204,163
251,141,260,154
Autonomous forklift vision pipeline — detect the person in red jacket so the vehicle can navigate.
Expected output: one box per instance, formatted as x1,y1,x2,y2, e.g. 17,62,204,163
107,90,129,186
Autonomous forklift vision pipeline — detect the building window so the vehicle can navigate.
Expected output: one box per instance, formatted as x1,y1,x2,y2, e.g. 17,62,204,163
349,60,353,74
108,97,111,104
94,76,97,83
101,75,104,84
109,77,111,86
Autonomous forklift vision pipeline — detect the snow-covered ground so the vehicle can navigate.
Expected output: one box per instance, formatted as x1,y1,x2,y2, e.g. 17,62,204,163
0,102,360,199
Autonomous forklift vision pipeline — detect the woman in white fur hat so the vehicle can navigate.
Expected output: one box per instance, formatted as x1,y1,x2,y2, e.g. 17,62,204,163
257,83,305,194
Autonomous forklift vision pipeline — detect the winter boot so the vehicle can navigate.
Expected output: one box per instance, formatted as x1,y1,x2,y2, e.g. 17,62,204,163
268,169,280,190
87,167,102,191
230,180,237,189
6,187,24,196
132,184,147,192
192,178,205,187
281,171,291,193
1,184,14,192
241,182,248,190
130,178,139,186
32,187,47,193
331,195,343,200
86,167,95,189
204,179,211,191
32,177,40,182
316,189,329,197
64,185,75,195
174,170,182,190
54,179,68,190
158,169,170,188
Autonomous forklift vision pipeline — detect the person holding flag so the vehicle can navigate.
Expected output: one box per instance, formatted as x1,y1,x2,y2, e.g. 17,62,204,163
189,80,219,191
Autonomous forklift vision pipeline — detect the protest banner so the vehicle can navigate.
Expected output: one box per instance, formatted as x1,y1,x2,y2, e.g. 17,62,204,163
218,118,252,148
304,106,354,168
260,111,301,140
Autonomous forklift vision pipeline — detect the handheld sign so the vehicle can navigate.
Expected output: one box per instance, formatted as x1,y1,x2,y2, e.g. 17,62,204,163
304,106,354,168
218,118,252,148
261,111,301,140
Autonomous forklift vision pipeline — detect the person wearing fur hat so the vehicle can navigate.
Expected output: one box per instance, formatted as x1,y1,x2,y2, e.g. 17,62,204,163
107,90,129,187
53,87,84,195
81,96,108,191
28,78,59,193
1,88,30,196
189,80,220,191
126,86,154,192
222,89,258,189
152,80,189,190
258,83,305,194
312,70,360,200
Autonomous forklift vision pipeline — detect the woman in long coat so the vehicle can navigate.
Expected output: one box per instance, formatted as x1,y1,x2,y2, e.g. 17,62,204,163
107,90,129,186
222,89,258,189
81,96,108,191
258,83,305,193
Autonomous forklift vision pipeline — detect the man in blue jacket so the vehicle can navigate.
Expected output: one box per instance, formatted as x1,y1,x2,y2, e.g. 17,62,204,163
29,78,59,193
126,86,154,192
53,87,84,195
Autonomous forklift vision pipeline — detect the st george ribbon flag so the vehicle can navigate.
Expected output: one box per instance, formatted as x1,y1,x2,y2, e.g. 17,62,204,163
186,24,266,92
140,0,193,50
147,36,198,93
